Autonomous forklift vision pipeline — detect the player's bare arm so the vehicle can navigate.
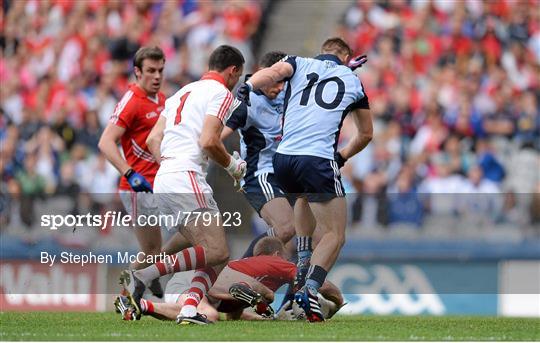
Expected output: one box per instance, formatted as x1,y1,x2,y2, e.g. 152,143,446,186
338,108,373,160
146,115,166,163
248,62,293,90
220,126,235,140
200,115,232,167
98,124,131,175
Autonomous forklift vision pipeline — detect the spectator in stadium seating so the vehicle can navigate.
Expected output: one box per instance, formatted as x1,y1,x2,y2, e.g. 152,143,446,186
15,153,46,228
2,0,538,241
51,107,77,152
409,104,448,159
17,108,42,142
76,110,102,152
474,139,506,184
459,165,502,229
431,134,473,178
514,90,540,150
387,167,424,229
56,161,81,216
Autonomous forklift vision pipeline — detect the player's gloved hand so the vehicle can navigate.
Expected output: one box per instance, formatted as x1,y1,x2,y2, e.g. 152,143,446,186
334,151,348,169
255,301,275,319
348,54,368,71
225,151,247,185
236,81,253,106
124,168,153,193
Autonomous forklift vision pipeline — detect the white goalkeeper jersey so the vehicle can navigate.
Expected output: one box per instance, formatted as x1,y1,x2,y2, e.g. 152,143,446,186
157,72,240,176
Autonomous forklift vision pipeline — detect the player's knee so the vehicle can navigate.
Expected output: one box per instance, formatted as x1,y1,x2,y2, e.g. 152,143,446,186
208,247,229,265
336,232,346,249
274,220,295,242
263,291,274,303
206,310,219,322
327,230,345,249
141,244,161,257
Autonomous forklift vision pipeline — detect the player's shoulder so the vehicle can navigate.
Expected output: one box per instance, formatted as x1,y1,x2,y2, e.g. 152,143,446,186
114,87,139,114
199,73,233,93
127,83,149,99
158,91,166,104
198,79,232,101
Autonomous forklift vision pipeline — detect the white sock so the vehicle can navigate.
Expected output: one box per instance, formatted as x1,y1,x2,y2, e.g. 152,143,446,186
179,304,197,318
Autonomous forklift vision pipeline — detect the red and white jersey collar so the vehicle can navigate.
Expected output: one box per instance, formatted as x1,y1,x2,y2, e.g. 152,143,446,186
200,71,227,87
129,83,160,103
129,83,148,98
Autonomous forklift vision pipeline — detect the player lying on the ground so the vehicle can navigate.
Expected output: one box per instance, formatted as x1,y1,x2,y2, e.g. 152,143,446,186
155,216,342,318
115,237,343,321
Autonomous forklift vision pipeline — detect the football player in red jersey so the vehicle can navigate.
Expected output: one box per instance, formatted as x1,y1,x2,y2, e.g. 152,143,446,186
115,237,344,321
98,46,166,297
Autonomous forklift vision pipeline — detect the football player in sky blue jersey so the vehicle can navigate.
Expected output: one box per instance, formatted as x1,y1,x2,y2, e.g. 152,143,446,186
236,38,373,322
221,51,297,257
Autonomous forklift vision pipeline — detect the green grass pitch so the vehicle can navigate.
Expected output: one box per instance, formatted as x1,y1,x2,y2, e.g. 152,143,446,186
0,312,538,341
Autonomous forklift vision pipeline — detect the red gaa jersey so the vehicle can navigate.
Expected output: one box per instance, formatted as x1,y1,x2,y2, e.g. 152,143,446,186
109,84,165,190
228,255,296,291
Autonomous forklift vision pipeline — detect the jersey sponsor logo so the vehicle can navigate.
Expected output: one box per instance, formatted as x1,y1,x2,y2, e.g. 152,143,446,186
145,111,158,119
330,263,445,315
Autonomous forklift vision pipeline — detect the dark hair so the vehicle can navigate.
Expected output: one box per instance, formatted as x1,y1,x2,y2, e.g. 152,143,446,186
253,237,284,256
208,45,245,72
259,51,286,68
133,46,165,70
321,37,352,57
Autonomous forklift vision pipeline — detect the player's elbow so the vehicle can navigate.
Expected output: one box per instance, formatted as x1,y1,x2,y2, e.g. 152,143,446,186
97,136,109,154
199,135,219,152
361,132,373,144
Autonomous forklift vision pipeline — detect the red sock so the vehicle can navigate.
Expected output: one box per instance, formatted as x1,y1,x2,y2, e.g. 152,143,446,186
155,246,206,276
183,267,218,308
140,299,154,314
136,246,207,286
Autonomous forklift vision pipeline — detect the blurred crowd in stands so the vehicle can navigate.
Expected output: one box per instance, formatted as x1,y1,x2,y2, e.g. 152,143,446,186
337,0,539,234
0,0,538,242
0,0,262,235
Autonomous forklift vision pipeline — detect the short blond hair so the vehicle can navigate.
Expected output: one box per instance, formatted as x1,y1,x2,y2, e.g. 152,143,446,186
321,37,352,58
253,237,284,256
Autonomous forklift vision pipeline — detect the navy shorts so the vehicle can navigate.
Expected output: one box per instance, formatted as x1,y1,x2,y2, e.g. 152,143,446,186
243,172,287,214
273,153,345,203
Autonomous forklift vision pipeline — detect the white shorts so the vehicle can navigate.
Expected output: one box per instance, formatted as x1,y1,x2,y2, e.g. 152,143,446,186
154,171,220,229
164,271,194,304
119,190,160,220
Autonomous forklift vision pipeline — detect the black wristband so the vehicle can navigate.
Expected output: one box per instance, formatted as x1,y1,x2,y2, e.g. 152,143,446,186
335,152,347,168
124,168,134,178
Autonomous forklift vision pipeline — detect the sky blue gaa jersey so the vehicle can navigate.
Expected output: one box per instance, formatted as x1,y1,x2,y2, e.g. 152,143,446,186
277,54,368,160
226,90,284,181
